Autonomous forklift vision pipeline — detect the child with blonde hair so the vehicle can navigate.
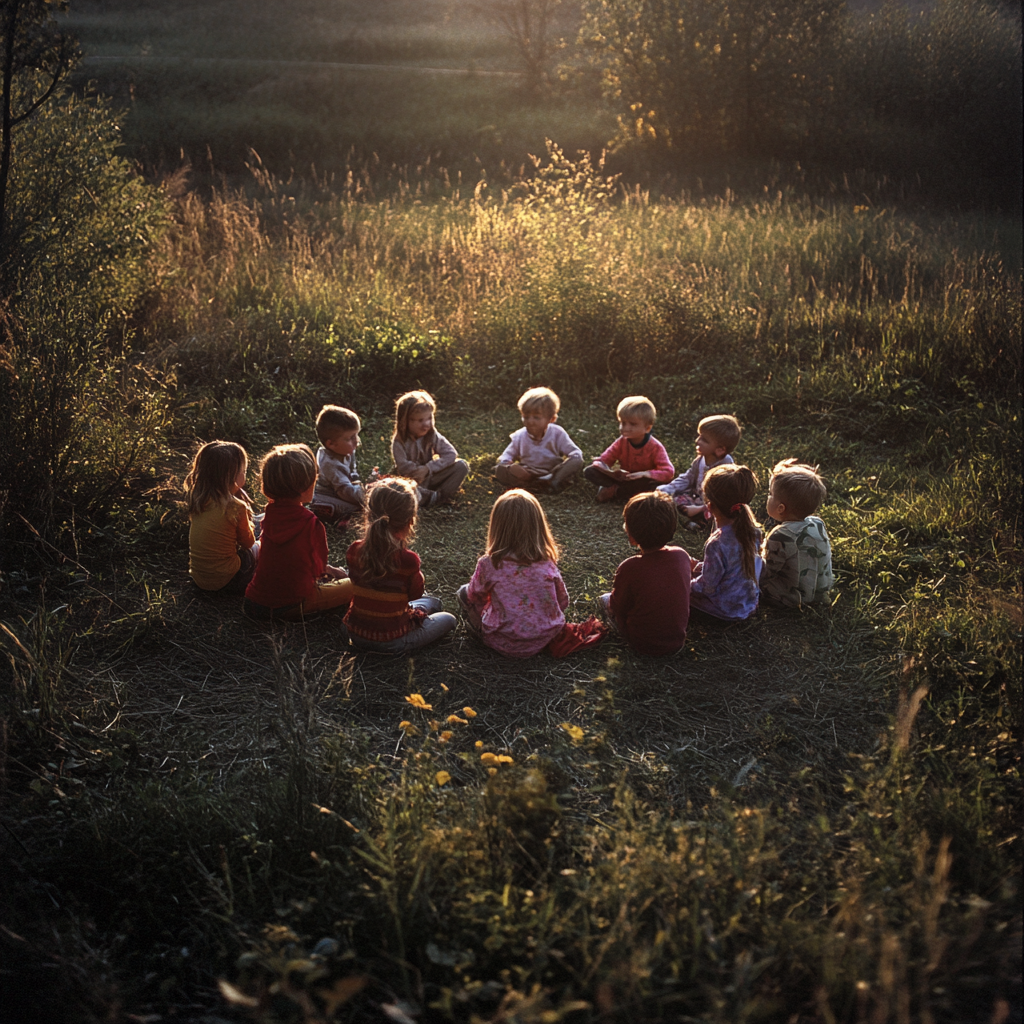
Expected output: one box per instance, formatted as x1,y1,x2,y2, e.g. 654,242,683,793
494,387,583,494
689,464,763,622
761,459,834,608
345,478,456,653
584,395,675,502
658,414,740,528
243,444,351,621
457,489,569,657
184,440,260,594
390,390,469,506
310,404,365,526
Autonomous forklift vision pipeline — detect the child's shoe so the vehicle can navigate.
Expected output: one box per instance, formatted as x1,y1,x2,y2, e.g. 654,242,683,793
420,489,442,507
597,484,618,502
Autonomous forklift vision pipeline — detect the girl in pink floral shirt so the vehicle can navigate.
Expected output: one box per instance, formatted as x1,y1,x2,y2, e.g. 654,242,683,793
457,489,568,657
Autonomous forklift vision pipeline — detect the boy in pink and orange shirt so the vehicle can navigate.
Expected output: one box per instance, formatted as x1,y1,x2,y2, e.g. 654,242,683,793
583,395,675,502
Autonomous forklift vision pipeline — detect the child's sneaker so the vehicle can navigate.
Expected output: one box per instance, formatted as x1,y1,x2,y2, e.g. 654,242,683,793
597,484,618,502
421,489,442,507
683,518,704,532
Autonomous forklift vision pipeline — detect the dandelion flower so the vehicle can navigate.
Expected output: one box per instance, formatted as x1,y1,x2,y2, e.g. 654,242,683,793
497,755,514,764
474,740,484,749
480,752,499,765
405,693,433,710
435,771,451,786
560,723,585,744
399,720,420,737
440,730,454,743
447,714,468,726
462,707,477,718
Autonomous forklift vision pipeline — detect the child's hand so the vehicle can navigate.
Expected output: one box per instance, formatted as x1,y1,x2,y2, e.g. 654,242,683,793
411,466,429,485
324,565,349,580
683,504,704,518
508,464,536,482
624,471,650,481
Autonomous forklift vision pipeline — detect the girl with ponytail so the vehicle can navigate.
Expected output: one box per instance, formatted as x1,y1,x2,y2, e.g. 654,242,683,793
689,464,763,622
344,477,456,653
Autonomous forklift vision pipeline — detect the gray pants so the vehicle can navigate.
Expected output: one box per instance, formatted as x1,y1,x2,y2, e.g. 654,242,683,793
348,596,457,654
418,459,470,502
309,493,363,522
493,455,583,493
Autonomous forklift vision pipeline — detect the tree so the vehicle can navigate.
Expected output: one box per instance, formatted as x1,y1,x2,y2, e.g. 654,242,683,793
577,0,843,159
482,0,562,90
0,0,77,254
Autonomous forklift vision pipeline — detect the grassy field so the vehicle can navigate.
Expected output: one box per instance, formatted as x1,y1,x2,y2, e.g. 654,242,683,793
0,1,1021,1022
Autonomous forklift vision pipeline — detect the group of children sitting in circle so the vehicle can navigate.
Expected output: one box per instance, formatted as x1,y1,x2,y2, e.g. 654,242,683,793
183,386,834,658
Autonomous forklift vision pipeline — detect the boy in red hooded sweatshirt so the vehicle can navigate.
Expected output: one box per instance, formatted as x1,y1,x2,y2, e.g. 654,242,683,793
243,444,351,621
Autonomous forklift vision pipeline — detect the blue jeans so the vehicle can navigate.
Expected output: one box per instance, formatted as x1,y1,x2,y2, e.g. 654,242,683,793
348,596,457,654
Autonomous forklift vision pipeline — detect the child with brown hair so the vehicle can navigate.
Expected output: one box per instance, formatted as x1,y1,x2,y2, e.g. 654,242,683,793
184,440,260,594
390,390,469,506
494,387,583,494
599,490,691,655
689,464,763,622
761,459,834,608
310,404,365,526
657,413,741,528
457,489,569,657
243,444,351,621
344,478,456,653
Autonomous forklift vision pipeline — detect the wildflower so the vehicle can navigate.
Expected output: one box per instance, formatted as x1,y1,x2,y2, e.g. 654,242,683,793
440,730,454,743
399,720,421,737
462,707,477,718
428,720,440,732
487,768,497,776
405,693,433,710
474,740,484,749
436,771,451,786
447,714,468,726
560,723,585,744
497,754,514,764
480,752,499,765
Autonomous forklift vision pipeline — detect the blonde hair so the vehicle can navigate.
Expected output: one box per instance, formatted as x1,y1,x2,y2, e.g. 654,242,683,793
770,459,827,518
357,478,418,583
616,395,657,426
485,490,560,569
260,444,317,501
698,414,742,454
183,440,251,517
392,390,437,444
316,404,360,444
517,387,560,420
703,464,761,580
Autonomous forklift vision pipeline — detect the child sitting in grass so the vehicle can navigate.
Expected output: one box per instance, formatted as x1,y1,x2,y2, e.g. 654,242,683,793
310,404,366,527
583,395,675,502
345,478,457,654
689,464,763,622
600,490,691,655
184,440,260,595
243,444,351,621
390,390,469,506
760,459,834,608
494,387,583,494
457,489,569,658
657,414,740,530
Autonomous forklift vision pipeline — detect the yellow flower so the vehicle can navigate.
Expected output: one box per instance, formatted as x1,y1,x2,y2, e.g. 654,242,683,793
428,720,440,732
462,707,477,718
560,723,585,744
398,720,420,737
440,730,454,743
405,693,433,710
447,714,468,726
474,740,484,749
497,755,514,764
480,752,499,765
487,767,497,776
435,771,451,786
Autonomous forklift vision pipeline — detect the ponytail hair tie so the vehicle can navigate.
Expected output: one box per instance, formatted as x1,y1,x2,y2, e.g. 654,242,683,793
730,502,744,514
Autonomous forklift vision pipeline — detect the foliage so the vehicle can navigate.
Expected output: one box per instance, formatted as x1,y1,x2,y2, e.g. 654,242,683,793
576,0,845,158
0,87,170,539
